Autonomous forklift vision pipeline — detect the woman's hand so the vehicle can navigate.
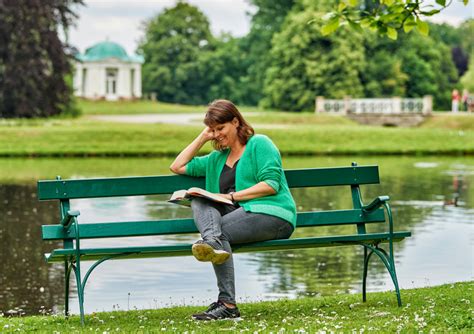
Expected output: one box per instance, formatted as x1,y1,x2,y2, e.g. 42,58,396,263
170,127,213,175
222,182,276,202
199,127,214,143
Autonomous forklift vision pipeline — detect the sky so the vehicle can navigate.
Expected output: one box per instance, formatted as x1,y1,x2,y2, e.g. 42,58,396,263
68,0,473,56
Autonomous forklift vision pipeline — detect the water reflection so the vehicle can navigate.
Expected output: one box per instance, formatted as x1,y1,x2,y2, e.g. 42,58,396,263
0,185,64,315
0,156,472,315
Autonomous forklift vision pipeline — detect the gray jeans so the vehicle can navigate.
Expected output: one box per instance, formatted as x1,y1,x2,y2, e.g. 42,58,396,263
191,197,294,304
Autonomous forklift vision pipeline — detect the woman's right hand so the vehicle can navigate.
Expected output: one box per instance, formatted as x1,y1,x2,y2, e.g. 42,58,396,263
199,127,214,142
170,126,214,175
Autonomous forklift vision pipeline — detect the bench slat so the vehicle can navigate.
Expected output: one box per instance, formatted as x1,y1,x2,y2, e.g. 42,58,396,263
285,166,379,188
37,166,379,200
44,231,411,263
42,209,386,240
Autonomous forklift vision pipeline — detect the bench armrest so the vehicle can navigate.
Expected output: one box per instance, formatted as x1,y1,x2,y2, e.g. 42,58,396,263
362,196,390,213
61,210,80,228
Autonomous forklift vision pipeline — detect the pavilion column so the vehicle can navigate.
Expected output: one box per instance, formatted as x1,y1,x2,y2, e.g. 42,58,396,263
99,65,106,98
134,64,142,98
74,63,83,97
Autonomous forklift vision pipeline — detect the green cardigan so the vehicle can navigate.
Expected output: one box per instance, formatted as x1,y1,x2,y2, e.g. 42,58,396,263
185,134,297,228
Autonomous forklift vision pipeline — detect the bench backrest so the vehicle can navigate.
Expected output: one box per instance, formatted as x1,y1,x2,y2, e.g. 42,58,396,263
40,165,383,241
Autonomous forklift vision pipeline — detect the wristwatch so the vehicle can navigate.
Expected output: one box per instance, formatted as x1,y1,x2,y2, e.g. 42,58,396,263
229,192,236,204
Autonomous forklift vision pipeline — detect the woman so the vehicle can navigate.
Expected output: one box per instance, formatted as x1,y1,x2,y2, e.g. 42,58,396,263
170,99,296,320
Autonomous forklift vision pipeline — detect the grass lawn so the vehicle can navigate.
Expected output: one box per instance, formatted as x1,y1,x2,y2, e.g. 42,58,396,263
1,282,471,333
78,99,203,114
0,117,473,157
2,101,474,157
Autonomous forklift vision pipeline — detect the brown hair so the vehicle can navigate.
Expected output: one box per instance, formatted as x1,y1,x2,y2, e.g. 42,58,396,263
204,99,254,151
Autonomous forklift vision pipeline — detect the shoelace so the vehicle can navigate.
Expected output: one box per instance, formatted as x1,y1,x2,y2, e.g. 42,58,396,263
206,303,229,318
205,301,220,312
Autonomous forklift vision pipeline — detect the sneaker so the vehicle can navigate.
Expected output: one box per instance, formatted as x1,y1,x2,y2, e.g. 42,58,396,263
191,301,220,318
192,240,230,265
192,301,241,321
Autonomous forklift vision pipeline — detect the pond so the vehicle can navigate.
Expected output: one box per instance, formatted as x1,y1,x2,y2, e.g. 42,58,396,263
0,156,472,316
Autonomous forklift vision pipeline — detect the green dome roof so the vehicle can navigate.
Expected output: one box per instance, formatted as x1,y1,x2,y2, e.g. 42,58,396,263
76,41,144,63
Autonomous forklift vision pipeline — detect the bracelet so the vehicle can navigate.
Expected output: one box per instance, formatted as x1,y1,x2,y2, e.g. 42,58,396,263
230,192,235,203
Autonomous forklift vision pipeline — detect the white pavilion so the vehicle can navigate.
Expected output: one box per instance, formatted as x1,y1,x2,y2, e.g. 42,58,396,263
73,41,144,101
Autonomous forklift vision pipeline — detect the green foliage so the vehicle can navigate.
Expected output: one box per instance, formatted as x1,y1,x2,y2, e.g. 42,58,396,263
461,53,474,92
361,49,409,97
458,19,474,57
139,2,214,104
323,0,471,40
187,36,248,104
136,0,468,111
397,33,459,110
0,0,83,118
429,21,471,77
262,6,365,111
235,0,296,105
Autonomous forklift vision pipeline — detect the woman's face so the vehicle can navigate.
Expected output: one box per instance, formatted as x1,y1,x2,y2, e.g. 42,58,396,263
210,118,239,147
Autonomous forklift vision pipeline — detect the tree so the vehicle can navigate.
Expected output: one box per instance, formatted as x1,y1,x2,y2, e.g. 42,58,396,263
361,50,409,97
429,20,472,77
238,0,296,105
262,6,365,111
322,0,471,40
0,0,83,118
192,36,249,103
396,32,458,109
360,28,458,109
139,1,214,103
461,54,474,92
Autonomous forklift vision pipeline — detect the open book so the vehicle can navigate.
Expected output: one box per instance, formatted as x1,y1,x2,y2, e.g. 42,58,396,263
168,187,233,207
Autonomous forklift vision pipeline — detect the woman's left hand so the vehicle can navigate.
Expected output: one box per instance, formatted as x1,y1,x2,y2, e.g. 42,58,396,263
220,193,232,201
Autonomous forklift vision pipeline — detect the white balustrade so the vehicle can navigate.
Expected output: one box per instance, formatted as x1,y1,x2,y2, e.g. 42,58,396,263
315,96,432,114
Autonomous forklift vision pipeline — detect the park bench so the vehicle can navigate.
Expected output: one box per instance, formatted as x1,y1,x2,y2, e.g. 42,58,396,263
38,163,411,325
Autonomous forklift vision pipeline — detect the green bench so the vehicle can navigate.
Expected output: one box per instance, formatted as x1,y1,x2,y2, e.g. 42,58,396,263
38,163,411,325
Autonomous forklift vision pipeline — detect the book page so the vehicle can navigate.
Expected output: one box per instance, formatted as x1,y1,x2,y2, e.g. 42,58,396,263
168,187,233,206
168,189,188,202
186,187,233,205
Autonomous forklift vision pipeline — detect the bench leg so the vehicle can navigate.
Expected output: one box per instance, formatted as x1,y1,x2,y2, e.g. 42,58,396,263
72,261,86,326
362,244,402,307
70,253,133,326
70,218,86,325
64,260,73,317
385,245,402,307
362,246,374,303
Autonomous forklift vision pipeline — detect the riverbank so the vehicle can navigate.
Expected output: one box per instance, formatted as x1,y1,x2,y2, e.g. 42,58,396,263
1,282,471,333
1,115,473,157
